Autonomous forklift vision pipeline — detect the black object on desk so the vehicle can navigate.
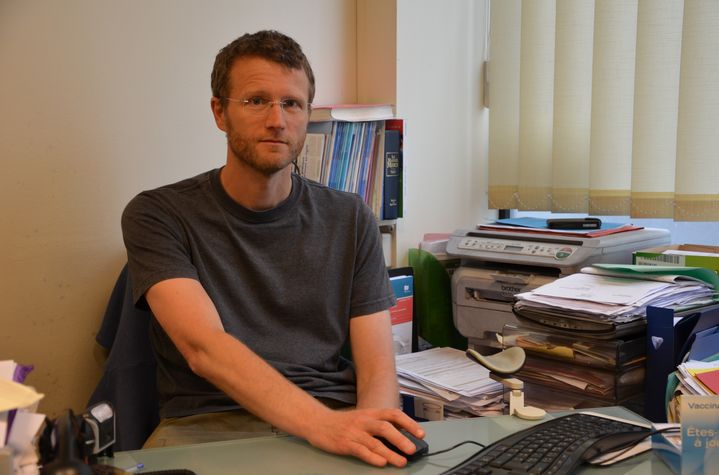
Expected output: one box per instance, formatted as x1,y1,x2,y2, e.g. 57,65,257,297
376,429,429,462
547,217,602,229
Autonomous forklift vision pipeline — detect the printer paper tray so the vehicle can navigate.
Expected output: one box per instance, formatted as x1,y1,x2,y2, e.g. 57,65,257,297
512,306,646,339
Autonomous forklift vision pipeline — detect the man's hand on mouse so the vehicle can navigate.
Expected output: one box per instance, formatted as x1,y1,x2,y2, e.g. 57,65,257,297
303,407,425,467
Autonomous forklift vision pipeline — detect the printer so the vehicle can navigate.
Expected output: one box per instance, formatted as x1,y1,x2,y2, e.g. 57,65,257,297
446,227,671,351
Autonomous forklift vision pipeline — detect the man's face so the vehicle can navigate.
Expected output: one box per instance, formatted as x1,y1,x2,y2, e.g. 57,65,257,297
214,56,311,176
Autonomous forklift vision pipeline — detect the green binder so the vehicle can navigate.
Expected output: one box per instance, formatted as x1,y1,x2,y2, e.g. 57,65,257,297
408,248,466,350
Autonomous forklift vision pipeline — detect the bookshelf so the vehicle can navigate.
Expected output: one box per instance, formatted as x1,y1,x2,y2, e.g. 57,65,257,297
300,104,403,267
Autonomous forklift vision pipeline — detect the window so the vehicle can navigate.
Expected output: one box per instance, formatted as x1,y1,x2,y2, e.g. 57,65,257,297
487,0,719,229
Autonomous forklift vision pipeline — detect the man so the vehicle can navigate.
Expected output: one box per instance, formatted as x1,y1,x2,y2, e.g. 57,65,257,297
121,30,424,467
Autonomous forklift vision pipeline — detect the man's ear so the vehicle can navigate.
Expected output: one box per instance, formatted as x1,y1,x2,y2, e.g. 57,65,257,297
210,97,227,132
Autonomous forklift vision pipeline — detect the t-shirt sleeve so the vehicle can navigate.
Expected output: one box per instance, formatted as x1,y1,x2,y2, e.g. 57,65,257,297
121,191,199,306
348,200,396,318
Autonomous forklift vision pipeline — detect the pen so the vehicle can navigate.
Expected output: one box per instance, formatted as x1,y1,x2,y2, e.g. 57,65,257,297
123,463,144,473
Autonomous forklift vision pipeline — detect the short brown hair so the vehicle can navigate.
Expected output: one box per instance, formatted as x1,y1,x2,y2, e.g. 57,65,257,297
211,30,316,108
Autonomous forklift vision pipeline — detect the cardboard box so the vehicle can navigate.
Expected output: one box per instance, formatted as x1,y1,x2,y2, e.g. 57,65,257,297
633,244,719,274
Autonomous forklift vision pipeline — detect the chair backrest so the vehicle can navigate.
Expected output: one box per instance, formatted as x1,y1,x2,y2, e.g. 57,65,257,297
87,264,159,451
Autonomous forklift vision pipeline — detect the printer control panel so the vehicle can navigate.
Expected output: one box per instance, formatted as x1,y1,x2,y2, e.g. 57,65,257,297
456,237,578,260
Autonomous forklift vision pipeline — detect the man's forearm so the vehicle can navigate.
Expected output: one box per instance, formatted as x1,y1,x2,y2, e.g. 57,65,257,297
356,367,401,409
350,311,401,410
188,329,333,438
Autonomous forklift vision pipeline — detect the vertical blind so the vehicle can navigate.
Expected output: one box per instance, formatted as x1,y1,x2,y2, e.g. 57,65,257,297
487,0,719,221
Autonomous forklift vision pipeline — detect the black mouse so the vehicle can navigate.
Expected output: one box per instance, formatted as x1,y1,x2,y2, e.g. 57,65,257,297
376,429,429,462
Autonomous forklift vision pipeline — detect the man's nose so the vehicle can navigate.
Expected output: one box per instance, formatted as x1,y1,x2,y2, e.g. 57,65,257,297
264,102,287,127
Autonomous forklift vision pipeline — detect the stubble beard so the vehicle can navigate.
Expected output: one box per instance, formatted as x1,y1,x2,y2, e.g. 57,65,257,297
226,129,303,177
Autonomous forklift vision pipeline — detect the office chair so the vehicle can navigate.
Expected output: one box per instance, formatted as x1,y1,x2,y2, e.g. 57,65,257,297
87,264,159,450
466,346,546,420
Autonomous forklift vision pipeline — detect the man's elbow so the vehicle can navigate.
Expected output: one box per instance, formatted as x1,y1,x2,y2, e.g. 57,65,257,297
176,339,220,380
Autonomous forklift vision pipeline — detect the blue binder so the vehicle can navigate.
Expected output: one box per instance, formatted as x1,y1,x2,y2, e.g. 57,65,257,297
645,303,719,422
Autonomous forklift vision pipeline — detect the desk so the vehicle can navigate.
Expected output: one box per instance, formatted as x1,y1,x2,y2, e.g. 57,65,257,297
107,407,673,474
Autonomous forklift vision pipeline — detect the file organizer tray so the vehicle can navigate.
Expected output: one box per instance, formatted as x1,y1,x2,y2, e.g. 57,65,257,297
523,382,644,414
502,323,645,370
516,355,645,402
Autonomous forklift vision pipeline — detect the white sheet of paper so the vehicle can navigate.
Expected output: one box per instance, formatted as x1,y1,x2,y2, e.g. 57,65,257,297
396,347,493,397
7,410,45,455
529,273,675,305
0,361,17,382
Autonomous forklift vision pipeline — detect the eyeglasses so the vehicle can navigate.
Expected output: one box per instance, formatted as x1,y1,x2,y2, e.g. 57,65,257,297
223,96,310,116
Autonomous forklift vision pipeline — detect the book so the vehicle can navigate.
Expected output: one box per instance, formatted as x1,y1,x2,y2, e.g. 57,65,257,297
310,103,394,122
296,133,325,182
306,111,403,221
382,128,401,220
370,123,387,218
389,272,414,355
385,119,404,218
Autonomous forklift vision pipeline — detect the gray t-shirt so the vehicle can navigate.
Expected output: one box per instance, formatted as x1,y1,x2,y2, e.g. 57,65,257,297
121,169,395,417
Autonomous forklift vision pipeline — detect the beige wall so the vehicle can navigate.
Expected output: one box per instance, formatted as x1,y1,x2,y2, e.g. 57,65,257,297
0,0,489,418
0,0,356,417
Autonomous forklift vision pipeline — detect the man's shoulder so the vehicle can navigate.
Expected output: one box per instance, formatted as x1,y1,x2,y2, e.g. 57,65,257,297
123,169,217,218
143,169,216,197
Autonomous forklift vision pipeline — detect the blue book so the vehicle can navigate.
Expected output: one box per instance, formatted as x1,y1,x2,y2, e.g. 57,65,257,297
329,122,351,190
326,122,344,189
356,122,377,201
338,123,357,191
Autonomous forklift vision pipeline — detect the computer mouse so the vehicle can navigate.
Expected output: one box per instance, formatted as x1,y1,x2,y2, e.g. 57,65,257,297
376,429,429,462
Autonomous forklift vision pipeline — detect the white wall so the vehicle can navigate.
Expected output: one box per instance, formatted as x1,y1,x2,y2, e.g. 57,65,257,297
0,0,356,417
395,0,493,261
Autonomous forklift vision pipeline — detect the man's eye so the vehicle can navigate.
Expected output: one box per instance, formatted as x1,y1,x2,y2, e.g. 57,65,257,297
247,97,266,106
282,99,302,110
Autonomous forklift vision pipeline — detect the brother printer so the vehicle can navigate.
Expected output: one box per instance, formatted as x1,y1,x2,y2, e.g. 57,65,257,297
446,226,671,351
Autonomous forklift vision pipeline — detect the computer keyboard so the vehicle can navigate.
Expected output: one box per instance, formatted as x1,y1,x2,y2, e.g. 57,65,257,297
440,412,651,475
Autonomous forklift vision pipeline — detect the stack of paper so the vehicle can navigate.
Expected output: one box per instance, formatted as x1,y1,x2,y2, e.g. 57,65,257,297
668,359,719,422
395,347,505,418
676,360,719,396
515,264,718,324
666,325,719,423
1,360,45,475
